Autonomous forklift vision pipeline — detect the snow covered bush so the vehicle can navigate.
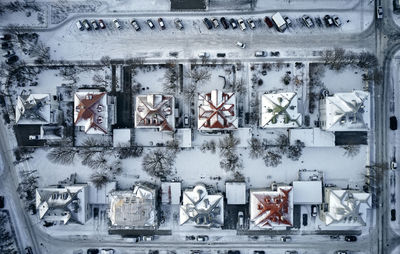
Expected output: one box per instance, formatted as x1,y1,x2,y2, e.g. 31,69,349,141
47,147,78,165
263,150,282,167
142,149,174,178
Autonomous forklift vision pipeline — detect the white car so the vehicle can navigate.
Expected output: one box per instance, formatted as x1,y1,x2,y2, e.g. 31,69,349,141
332,15,342,27
238,18,246,31
236,41,246,49
113,19,121,29
247,18,256,29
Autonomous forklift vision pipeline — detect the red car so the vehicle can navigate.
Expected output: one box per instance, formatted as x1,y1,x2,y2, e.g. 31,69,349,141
264,16,273,28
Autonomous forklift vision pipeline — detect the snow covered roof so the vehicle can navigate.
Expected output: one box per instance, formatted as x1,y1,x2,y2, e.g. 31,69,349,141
88,181,116,205
15,94,51,125
113,129,131,147
321,188,371,226
289,128,335,147
179,184,224,227
319,90,370,132
176,128,192,148
74,90,108,134
135,94,175,132
250,186,293,229
260,92,302,128
292,181,322,204
161,182,181,205
108,186,156,229
225,182,247,205
198,90,237,131
35,184,88,224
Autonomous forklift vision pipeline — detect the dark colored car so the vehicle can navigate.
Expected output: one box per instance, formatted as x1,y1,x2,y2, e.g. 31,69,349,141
130,19,141,31
390,116,397,130
229,18,238,29
217,53,226,57
324,15,334,26
82,19,91,30
392,209,396,221
302,213,308,226
158,18,166,30
1,34,12,40
220,17,229,29
1,42,12,49
264,16,273,28
25,247,33,254
87,249,99,254
6,55,18,65
344,235,357,242
203,18,213,30
98,19,106,29
0,196,4,208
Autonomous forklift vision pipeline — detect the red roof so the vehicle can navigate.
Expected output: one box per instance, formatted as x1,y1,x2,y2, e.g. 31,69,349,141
74,92,107,134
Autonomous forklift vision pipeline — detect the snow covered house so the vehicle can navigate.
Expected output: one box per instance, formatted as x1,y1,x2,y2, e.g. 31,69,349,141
249,186,293,230
288,128,335,147
35,184,90,225
225,182,247,205
198,89,237,131
15,94,51,125
260,92,302,128
292,181,322,205
108,185,157,229
74,90,115,135
179,184,224,228
319,90,370,132
320,188,371,227
135,94,175,132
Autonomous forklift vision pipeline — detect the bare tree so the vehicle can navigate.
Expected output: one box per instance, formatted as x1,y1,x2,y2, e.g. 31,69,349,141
287,140,305,161
281,73,291,85
92,73,108,86
263,150,282,167
163,67,178,93
220,152,242,172
166,139,180,153
343,145,361,158
186,67,211,84
117,146,143,159
229,78,247,95
30,41,50,63
142,149,174,178
100,56,111,66
89,154,108,170
47,147,78,165
276,134,289,154
322,48,347,71
90,171,110,188
200,140,216,154
183,83,198,101
357,51,378,69
219,133,240,157
248,137,263,159
17,170,39,212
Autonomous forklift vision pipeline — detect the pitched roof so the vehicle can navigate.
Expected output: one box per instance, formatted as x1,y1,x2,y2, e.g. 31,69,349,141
198,89,237,130
260,92,302,128
250,186,293,229
179,184,224,227
320,90,370,131
134,94,175,132
74,91,108,134
15,94,51,125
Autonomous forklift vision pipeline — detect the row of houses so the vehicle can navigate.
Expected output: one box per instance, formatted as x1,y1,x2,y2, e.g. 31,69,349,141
15,89,370,139
36,179,371,231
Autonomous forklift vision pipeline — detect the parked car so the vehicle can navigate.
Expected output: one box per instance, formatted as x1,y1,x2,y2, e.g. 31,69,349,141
2,49,15,57
255,51,267,57
330,235,340,240
211,18,219,28
98,19,106,29
100,249,114,254
82,19,91,30
285,251,298,254
284,16,292,26
198,52,209,58
141,236,153,241
5,55,18,64
203,18,213,30
186,235,195,240
236,41,246,49
302,15,314,28
324,15,334,26
113,19,121,29
0,34,12,40
315,17,323,27
220,17,229,29
332,15,342,27
25,247,33,254
344,235,357,242
238,211,244,227
302,213,308,226
311,205,317,216
76,20,84,31
158,18,166,30
91,20,99,30
197,235,209,241
377,6,383,19
87,249,99,254
216,53,226,57
174,19,184,30
391,209,396,221
147,19,155,29
280,236,291,242
264,16,273,28
238,18,246,30
0,196,4,208
254,251,265,254
229,18,238,29
390,116,397,130
29,135,40,140
391,160,397,170
336,251,348,254
247,18,256,29
130,19,141,31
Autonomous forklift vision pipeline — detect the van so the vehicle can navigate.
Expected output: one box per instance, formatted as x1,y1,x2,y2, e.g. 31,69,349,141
255,51,267,57
76,20,84,31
